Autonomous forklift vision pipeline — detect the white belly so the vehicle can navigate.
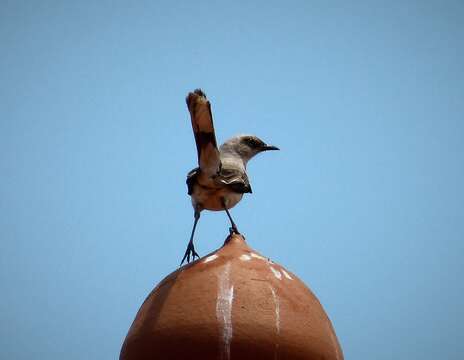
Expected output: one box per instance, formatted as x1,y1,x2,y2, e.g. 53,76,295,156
191,184,244,211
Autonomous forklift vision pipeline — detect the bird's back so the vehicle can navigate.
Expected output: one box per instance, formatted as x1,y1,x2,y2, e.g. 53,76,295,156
187,153,251,211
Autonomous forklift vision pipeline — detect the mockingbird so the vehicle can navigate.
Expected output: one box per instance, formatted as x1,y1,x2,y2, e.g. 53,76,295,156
181,89,279,265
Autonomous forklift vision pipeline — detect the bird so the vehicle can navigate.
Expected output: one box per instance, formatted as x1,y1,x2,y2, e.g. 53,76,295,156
181,89,279,265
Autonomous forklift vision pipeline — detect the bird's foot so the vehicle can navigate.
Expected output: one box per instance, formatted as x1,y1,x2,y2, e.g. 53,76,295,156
229,225,240,235
180,240,200,266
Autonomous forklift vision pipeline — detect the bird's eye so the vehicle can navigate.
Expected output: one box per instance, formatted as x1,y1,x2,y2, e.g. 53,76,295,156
245,137,259,148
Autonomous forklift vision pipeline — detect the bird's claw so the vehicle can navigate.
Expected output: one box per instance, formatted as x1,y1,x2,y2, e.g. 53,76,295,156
180,241,200,266
229,225,240,235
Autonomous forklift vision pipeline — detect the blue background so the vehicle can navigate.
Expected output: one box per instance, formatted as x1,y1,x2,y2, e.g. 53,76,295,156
1,1,463,359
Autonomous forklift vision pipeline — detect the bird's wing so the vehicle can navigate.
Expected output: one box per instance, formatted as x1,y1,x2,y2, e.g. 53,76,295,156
186,167,199,195
186,89,221,176
217,166,252,194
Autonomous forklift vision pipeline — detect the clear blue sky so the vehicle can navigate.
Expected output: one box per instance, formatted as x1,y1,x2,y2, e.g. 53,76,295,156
1,1,463,359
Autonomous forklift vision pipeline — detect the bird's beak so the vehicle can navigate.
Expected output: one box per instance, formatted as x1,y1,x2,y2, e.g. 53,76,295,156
261,144,280,151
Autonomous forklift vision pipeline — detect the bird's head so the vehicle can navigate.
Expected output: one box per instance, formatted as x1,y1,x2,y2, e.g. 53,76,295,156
221,135,279,163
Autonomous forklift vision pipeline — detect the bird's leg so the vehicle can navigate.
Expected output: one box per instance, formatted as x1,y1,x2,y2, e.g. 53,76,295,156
180,209,201,265
221,198,240,234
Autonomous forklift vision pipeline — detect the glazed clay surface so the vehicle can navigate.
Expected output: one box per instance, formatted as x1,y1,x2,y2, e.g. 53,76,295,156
120,234,343,360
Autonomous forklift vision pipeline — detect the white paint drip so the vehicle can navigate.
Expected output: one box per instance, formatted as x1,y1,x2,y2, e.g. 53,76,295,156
216,262,234,360
239,254,251,261
270,266,282,280
269,285,280,359
250,252,266,261
281,269,293,280
269,286,280,334
204,254,218,263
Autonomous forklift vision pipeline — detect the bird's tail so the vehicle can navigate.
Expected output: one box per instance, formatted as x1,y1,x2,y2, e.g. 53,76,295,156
186,89,221,176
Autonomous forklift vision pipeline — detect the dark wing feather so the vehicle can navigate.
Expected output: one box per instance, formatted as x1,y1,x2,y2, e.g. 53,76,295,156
217,167,252,194
186,89,221,176
186,167,199,195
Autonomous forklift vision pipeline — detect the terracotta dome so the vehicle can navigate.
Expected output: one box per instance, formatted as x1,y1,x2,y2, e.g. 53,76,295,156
120,234,343,360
